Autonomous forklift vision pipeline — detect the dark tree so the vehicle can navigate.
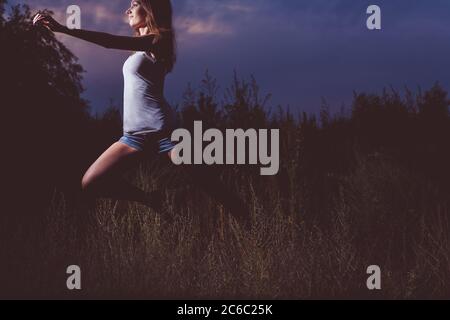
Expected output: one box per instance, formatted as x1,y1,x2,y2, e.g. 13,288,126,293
1,2,92,220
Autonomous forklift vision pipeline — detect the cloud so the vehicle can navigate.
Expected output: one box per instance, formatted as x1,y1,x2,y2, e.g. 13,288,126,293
222,3,256,13
176,15,233,36
174,0,253,38
82,3,127,26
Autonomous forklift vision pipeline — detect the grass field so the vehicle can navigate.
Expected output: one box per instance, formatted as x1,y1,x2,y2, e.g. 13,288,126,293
3,150,447,299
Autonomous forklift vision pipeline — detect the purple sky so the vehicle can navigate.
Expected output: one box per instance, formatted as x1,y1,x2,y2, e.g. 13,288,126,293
9,0,450,117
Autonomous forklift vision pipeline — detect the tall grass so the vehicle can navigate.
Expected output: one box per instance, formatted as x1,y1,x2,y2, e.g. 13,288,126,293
18,149,446,299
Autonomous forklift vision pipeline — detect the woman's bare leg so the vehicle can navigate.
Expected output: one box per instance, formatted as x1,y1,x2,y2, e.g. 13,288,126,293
80,141,154,206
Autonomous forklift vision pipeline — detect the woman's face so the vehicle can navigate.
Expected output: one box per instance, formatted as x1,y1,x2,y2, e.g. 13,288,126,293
125,0,147,30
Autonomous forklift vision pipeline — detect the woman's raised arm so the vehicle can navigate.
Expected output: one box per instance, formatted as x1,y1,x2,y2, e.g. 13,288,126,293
62,28,157,51
33,13,156,52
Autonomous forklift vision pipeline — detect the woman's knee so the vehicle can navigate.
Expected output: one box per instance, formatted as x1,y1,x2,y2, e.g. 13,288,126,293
81,173,94,193
82,166,122,194
81,172,105,194
80,142,143,195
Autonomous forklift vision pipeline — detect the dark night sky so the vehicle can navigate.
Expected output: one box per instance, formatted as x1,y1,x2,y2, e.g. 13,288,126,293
9,0,450,117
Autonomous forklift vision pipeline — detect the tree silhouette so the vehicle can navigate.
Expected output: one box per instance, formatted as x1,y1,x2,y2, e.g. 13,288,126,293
2,2,92,220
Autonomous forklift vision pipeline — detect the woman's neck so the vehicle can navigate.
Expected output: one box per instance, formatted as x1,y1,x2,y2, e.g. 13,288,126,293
138,26,149,36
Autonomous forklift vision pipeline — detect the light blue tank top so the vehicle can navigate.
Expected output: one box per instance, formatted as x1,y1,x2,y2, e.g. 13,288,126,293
122,51,176,135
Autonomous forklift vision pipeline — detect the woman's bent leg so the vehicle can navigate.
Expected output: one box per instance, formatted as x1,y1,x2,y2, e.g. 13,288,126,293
81,141,153,206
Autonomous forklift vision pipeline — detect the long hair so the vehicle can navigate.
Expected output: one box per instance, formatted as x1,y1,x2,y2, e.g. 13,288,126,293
134,0,177,74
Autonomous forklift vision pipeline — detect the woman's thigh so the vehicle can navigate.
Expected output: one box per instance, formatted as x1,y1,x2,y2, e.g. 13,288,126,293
81,141,143,190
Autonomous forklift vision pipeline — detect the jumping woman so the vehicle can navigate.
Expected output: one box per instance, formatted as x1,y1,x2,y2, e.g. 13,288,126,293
33,0,250,228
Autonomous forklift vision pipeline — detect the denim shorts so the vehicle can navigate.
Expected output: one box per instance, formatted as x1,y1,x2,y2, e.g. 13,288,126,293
119,131,176,155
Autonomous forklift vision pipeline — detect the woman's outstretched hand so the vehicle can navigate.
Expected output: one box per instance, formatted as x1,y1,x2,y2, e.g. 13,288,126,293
33,13,67,33
32,12,157,52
